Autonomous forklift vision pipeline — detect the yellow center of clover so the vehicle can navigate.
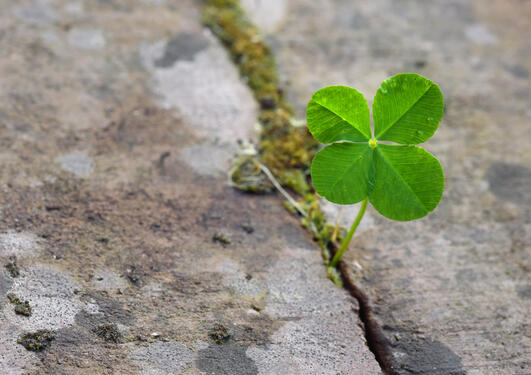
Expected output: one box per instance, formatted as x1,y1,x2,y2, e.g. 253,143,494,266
369,138,377,148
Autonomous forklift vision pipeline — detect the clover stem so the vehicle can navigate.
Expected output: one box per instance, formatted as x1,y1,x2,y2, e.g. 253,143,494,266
328,197,368,269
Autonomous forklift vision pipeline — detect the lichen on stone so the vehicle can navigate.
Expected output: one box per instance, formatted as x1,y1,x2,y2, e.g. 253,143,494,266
212,232,231,246
7,292,32,316
4,257,20,277
209,323,231,344
93,323,122,343
18,330,55,351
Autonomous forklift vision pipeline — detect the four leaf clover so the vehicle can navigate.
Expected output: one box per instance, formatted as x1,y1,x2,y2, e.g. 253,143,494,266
307,73,445,221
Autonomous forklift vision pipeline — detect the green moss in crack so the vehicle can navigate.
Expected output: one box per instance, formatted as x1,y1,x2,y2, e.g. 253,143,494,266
202,0,338,265
258,109,319,195
202,0,286,110
230,157,272,193
202,0,318,195
18,330,55,351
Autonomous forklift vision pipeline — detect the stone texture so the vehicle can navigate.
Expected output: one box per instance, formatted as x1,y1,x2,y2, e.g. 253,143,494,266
240,0,287,33
243,0,531,373
0,0,380,374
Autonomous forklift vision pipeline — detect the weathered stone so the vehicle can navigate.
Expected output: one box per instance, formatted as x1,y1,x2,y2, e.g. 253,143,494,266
245,0,531,373
55,151,94,178
0,0,380,373
68,28,107,51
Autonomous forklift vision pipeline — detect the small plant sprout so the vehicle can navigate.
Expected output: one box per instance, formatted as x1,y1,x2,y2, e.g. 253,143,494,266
307,73,445,274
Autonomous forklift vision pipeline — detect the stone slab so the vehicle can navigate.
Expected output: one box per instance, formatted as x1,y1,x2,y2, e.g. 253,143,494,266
243,0,531,373
0,0,381,374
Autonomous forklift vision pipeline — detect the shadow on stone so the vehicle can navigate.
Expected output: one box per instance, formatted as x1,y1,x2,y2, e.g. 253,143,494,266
154,33,209,68
389,333,465,375
486,162,531,205
196,344,258,375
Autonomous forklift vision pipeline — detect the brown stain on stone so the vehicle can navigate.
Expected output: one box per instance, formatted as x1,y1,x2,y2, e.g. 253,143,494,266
0,90,301,372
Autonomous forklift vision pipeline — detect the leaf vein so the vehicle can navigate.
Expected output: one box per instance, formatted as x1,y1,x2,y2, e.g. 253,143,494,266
376,83,433,140
375,148,428,212
313,100,369,140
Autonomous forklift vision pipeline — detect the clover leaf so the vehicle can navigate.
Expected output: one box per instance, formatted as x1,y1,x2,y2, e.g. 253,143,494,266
307,73,444,269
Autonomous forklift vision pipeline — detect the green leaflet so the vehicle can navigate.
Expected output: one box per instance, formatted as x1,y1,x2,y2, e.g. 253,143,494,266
311,143,373,205
307,74,445,222
307,86,371,143
373,73,444,144
369,145,444,221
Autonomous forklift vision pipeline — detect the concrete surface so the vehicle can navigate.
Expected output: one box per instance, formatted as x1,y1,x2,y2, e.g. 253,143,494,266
241,0,531,373
0,0,381,374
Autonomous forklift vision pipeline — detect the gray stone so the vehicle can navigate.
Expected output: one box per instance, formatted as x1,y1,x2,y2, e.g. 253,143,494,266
0,0,381,373
140,32,258,144
240,0,287,33
246,246,381,374
14,2,57,25
89,269,129,291
320,199,375,233
137,0,167,5
154,33,209,67
129,342,195,375
179,141,232,177
55,151,94,177
0,332,40,375
255,0,531,373
63,2,85,17
465,24,498,45
196,344,258,375
486,162,531,205
5,264,100,331
68,29,106,51
0,231,41,258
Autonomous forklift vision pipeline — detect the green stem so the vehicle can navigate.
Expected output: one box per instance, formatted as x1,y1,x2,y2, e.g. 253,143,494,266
329,197,368,269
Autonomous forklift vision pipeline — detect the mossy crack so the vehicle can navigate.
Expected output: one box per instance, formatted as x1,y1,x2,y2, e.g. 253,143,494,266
202,1,396,373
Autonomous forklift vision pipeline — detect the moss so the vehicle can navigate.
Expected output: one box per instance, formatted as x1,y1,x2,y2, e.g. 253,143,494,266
93,324,122,343
326,266,343,286
202,0,343,269
7,293,32,316
202,0,284,110
258,109,319,194
282,200,299,215
230,157,272,193
300,195,327,236
202,0,319,195
209,323,231,344
18,330,55,351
